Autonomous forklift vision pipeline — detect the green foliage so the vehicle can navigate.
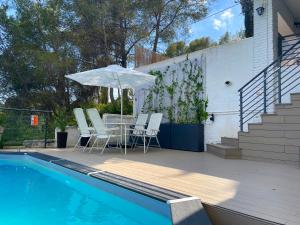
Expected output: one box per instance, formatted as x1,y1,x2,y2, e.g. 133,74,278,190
0,112,6,126
54,108,69,132
165,41,186,57
0,111,54,146
219,32,230,45
187,37,216,53
236,0,254,38
98,100,133,116
164,36,221,57
143,58,208,124
143,0,209,52
79,100,133,116
0,0,210,112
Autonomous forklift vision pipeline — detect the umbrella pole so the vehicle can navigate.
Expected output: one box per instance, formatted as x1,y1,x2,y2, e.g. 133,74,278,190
120,87,123,146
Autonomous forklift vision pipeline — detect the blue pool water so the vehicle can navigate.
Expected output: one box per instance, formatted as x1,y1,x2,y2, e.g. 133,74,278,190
0,156,172,225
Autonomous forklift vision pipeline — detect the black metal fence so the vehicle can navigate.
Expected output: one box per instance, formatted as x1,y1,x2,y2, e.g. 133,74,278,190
0,107,54,148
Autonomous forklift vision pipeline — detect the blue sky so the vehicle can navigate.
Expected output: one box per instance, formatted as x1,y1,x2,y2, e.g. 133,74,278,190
181,0,244,43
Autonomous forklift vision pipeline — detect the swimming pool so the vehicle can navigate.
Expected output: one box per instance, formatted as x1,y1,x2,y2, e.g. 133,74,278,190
0,155,177,225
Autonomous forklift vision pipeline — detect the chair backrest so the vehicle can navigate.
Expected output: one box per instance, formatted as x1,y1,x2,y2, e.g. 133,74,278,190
86,108,107,135
146,113,163,136
73,108,90,136
133,114,148,135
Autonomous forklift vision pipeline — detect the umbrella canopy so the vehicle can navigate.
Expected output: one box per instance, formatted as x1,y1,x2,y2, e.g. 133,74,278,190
65,64,155,90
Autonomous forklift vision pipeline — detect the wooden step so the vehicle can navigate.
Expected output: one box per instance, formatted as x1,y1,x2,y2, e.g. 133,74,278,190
221,137,239,147
207,144,241,159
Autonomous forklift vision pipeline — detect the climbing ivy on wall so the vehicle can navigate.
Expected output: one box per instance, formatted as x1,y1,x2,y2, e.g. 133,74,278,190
142,57,208,124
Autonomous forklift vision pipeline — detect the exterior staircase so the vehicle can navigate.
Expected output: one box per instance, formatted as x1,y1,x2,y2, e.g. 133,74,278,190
239,93,300,165
207,35,300,165
207,137,241,159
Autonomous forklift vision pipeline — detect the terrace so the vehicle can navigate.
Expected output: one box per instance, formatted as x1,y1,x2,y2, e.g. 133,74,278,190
15,147,299,225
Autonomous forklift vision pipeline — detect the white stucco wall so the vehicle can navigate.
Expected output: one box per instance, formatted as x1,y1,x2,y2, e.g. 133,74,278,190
253,0,300,73
204,38,254,143
253,0,300,106
136,38,254,146
253,0,276,74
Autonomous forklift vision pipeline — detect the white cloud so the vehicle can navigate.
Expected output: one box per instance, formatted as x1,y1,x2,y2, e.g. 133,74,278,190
213,19,225,30
221,9,234,20
212,9,234,30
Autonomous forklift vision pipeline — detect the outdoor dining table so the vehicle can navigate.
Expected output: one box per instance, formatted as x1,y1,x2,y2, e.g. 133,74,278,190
105,122,137,155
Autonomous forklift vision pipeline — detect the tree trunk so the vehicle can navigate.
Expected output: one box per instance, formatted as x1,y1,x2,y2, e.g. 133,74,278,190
99,87,108,104
109,88,116,105
152,30,160,53
152,11,162,53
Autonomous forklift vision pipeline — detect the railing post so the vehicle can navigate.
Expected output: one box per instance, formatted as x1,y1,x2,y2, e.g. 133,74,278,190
239,90,243,131
263,70,267,113
277,61,282,104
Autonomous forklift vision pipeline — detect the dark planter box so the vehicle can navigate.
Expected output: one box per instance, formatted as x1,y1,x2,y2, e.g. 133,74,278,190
57,132,68,148
158,123,204,152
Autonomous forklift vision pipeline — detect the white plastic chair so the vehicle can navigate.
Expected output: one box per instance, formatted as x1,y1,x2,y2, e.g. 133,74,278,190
73,108,94,151
131,113,163,153
127,114,148,147
86,108,120,154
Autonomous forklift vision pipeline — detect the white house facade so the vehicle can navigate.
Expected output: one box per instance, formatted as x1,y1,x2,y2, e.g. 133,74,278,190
135,0,300,151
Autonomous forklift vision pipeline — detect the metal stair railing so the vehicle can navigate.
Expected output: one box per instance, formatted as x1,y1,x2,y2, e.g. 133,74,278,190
239,35,300,131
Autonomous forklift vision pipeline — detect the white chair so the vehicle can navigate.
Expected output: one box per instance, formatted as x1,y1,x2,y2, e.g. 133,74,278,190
73,108,94,151
86,108,120,154
131,113,163,153
127,113,148,148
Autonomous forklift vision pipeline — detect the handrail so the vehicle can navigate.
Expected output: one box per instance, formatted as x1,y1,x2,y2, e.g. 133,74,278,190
239,34,300,131
238,39,300,92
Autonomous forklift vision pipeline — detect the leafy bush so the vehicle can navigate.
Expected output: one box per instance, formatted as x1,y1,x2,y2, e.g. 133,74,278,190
53,108,69,132
0,112,6,126
79,99,133,116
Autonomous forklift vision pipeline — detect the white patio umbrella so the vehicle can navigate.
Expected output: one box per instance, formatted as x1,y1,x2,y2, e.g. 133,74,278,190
65,64,156,143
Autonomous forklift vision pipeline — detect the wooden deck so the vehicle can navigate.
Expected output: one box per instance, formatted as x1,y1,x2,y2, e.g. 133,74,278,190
32,148,300,225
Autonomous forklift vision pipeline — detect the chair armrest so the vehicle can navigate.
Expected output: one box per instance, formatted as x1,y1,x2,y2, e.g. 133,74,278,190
147,129,159,136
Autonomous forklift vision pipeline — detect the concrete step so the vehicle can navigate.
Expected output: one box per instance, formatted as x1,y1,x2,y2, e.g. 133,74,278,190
291,92,300,102
262,114,300,124
239,92,300,165
239,130,285,138
261,114,283,123
248,123,300,131
221,137,238,147
207,144,241,159
239,135,286,146
274,103,293,110
276,107,300,116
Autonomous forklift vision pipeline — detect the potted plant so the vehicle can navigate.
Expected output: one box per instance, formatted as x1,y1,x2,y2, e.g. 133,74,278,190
54,108,69,148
